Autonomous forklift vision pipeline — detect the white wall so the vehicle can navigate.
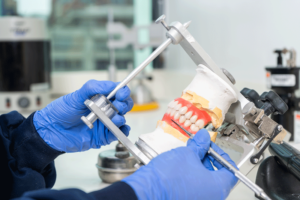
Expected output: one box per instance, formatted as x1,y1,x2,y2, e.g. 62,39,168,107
165,0,300,94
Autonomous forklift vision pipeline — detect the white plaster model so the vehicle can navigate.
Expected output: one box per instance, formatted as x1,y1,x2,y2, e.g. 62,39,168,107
183,64,237,122
139,124,186,155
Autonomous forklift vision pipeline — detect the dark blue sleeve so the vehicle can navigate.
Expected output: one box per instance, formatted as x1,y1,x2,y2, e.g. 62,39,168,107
0,111,63,199
14,181,138,200
1,111,138,200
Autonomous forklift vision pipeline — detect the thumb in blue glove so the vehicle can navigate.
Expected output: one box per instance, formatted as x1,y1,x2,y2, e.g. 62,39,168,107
123,129,238,200
33,80,134,152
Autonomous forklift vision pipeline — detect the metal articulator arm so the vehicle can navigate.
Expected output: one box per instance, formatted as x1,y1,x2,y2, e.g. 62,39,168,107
82,15,289,179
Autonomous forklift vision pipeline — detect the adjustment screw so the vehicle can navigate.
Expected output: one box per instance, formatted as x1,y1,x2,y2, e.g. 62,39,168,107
155,14,170,31
221,68,236,85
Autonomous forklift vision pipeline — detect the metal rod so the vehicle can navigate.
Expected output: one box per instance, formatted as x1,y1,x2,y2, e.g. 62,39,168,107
107,38,172,99
171,119,194,138
208,148,271,200
171,119,271,200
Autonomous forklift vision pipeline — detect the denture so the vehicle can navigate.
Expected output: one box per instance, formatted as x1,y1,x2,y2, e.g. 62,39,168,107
162,98,212,137
137,64,238,155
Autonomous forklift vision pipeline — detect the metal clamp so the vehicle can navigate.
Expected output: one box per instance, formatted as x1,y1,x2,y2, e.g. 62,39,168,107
85,98,151,165
250,125,283,164
81,94,118,129
242,102,285,164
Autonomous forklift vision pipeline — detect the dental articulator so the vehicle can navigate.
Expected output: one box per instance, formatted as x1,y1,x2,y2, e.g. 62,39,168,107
81,15,289,200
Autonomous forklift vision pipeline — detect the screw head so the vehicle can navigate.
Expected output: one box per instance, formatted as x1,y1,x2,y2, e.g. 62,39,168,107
277,125,283,131
221,68,236,85
134,163,141,169
242,102,256,115
155,14,170,30
155,14,166,24
81,116,94,129
254,158,259,163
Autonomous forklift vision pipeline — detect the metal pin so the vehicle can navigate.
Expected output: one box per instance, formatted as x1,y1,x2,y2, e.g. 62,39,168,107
171,119,194,138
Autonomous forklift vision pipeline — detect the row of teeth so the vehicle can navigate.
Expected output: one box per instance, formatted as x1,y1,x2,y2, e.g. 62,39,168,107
167,100,205,132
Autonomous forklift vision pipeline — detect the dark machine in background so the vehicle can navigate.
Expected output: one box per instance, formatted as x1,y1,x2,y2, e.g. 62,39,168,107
265,49,300,141
0,17,51,113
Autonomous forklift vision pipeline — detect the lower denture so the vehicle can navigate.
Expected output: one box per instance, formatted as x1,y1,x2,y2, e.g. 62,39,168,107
162,98,212,137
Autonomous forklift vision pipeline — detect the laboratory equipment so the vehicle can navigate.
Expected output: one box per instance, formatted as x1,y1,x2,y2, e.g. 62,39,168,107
269,141,300,180
0,17,51,112
171,119,271,200
81,15,290,198
265,49,300,141
255,142,300,200
96,142,137,183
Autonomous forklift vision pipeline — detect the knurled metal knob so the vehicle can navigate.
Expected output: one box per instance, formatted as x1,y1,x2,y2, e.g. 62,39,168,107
221,68,236,85
81,94,118,129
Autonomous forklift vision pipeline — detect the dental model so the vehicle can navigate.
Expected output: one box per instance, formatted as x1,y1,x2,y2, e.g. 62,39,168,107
138,64,237,155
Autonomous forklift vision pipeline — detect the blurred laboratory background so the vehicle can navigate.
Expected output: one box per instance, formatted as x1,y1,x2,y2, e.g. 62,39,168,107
2,0,300,100
2,0,300,96
1,1,300,199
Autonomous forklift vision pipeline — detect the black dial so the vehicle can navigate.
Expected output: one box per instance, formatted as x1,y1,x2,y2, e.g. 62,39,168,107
18,97,30,108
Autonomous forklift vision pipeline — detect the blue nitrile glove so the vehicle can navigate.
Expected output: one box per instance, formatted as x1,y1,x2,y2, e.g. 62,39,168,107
123,129,238,200
33,80,134,152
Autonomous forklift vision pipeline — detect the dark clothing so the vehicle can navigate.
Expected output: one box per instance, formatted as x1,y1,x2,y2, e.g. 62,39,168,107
0,111,137,200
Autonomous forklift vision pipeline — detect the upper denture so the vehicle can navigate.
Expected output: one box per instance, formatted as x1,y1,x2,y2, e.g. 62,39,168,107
162,98,212,137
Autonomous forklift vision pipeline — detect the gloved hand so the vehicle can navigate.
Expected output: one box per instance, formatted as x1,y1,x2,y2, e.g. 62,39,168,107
123,129,238,200
33,80,134,152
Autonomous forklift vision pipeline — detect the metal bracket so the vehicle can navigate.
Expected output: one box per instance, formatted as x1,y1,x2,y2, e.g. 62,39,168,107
250,125,283,164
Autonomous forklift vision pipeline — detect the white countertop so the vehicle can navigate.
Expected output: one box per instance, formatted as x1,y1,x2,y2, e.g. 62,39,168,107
52,100,298,199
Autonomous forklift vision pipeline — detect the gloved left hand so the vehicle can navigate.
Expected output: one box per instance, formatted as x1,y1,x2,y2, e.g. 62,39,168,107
123,129,238,200
33,80,134,152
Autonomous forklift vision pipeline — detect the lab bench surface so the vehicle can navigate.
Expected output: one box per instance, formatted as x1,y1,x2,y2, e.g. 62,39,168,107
51,100,297,200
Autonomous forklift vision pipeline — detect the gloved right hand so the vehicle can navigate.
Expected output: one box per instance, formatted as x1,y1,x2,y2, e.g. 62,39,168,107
123,129,238,200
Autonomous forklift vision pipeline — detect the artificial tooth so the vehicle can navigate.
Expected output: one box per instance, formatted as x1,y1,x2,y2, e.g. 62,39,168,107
175,103,182,111
174,112,181,120
179,106,188,114
170,101,177,109
195,119,204,128
190,115,198,123
185,111,193,119
191,124,200,132
174,101,179,106
179,116,186,123
166,108,172,114
184,120,192,127
168,100,175,108
170,109,176,117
